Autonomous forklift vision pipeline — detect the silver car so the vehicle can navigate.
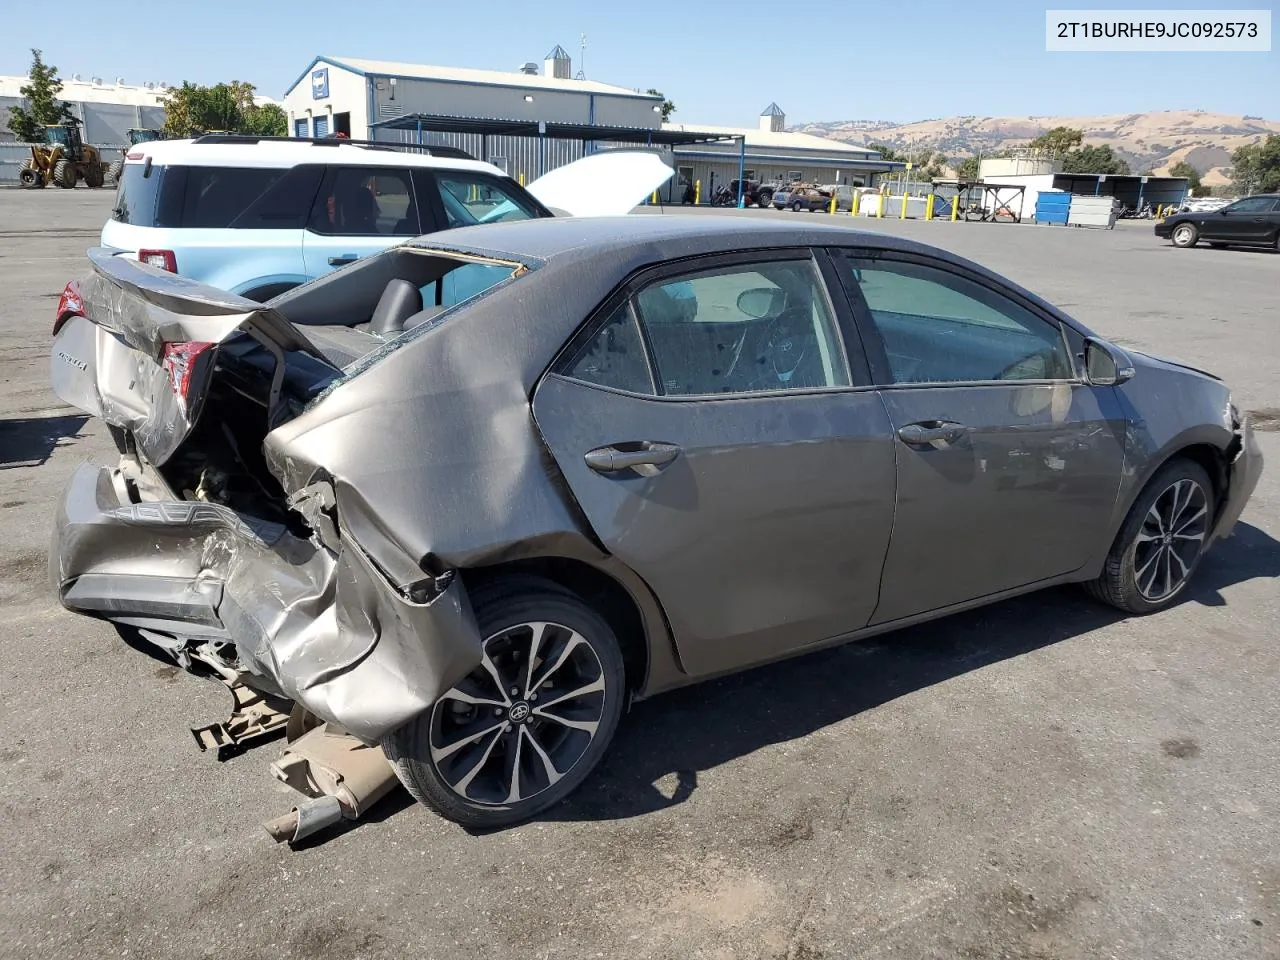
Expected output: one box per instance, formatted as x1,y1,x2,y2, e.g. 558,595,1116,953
50,217,1262,831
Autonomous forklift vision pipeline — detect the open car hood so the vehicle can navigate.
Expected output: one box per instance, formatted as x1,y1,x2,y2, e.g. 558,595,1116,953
525,150,673,217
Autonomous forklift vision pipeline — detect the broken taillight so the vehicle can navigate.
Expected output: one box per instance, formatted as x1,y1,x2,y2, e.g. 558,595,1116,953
53,280,84,335
162,341,214,413
138,249,177,273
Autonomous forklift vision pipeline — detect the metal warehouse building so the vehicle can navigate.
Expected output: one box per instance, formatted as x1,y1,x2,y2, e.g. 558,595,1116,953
281,50,894,194
282,47,669,181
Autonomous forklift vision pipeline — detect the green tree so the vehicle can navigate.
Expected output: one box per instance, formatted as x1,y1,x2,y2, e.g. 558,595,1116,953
1229,134,1280,194
7,49,75,143
868,142,902,162
161,81,285,137
646,89,675,122
954,155,980,181
1062,144,1130,175
1167,160,1204,195
1028,126,1083,159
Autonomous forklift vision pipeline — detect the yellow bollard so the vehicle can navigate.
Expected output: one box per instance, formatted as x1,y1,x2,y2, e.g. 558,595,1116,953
829,192,837,214
519,172,525,186
651,190,659,206
695,179,701,205
850,192,860,217
876,193,885,218
925,194,936,220
899,194,908,219
950,196,959,221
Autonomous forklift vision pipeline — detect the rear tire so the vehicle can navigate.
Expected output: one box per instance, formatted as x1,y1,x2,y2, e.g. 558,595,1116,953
791,200,803,212
1085,458,1214,614
757,190,773,208
1171,223,1198,248
383,577,626,829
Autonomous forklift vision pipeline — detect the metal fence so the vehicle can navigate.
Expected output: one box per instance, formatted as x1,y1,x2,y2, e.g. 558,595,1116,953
0,142,125,185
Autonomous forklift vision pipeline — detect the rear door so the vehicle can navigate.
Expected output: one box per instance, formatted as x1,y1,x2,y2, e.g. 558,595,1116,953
532,251,898,677
301,166,421,279
831,250,1126,625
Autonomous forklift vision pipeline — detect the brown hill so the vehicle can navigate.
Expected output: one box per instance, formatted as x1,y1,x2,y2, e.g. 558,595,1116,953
794,110,1279,185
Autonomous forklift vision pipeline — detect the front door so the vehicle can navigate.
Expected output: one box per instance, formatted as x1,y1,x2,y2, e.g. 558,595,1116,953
833,251,1126,625
1210,196,1280,243
532,253,897,676
301,166,420,280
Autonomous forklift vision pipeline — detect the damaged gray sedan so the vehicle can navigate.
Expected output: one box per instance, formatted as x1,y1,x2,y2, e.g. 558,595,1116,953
50,216,1262,831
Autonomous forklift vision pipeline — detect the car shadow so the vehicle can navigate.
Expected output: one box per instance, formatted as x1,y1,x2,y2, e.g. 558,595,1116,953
0,415,88,469
547,522,1280,824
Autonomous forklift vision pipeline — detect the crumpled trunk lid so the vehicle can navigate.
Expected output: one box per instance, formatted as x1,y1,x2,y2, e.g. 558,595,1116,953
51,248,340,466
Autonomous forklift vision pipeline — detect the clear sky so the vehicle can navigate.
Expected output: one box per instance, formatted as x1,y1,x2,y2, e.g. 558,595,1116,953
3,0,1276,124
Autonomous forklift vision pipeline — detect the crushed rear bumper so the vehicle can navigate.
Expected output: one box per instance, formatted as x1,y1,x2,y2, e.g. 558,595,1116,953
51,461,482,742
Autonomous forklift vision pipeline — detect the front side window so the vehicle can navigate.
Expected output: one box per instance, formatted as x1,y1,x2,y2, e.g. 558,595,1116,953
1225,196,1278,214
309,167,419,236
561,257,851,397
433,174,539,227
844,259,1072,384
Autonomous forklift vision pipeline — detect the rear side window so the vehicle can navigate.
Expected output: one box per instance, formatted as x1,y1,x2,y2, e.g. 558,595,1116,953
309,167,420,236
112,164,324,230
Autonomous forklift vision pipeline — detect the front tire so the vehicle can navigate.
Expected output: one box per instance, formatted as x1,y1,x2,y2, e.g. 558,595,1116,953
384,578,626,829
1171,223,1198,248
757,190,773,208
1085,459,1213,614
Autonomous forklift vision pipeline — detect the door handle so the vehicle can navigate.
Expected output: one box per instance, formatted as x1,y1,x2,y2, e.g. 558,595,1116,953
584,441,681,476
327,255,359,266
897,421,966,446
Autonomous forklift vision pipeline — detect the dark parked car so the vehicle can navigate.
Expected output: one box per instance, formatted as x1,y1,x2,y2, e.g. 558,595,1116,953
774,184,831,212
1155,193,1280,250
711,179,775,208
51,217,1262,830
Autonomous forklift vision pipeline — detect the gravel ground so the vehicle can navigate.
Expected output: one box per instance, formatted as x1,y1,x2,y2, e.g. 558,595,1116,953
1,190,1277,960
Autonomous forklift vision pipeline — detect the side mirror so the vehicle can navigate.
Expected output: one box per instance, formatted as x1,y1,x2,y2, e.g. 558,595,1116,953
736,287,783,319
1084,338,1135,386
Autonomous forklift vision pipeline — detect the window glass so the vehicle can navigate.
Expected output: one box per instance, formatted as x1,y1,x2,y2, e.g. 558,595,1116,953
847,260,1072,384
310,168,419,236
434,174,539,226
111,163,164,225
421,262,515,310
1225,197,1276,214
177,167,287,228
561,302,654,396
227,165,324,229
633,258,850,396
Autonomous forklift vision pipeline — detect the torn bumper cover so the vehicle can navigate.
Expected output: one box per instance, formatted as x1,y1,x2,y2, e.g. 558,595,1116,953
51,461,482,742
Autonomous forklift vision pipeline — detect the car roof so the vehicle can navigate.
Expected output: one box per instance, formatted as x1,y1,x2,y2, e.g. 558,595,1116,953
408,214,931,263
126,138,504,175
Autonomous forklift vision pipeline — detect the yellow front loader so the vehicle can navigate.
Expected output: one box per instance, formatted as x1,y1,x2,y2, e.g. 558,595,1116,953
18,123,110,189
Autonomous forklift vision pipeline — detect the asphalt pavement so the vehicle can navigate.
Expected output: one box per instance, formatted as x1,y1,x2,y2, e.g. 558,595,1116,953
1,190,1278,960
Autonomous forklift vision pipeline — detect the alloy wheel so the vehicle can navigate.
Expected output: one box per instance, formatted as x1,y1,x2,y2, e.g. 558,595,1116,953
1173,225,1195,246
429,621,606,805
1133,478,1209,602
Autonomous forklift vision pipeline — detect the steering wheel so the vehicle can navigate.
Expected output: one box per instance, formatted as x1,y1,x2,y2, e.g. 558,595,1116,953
743,308,814,390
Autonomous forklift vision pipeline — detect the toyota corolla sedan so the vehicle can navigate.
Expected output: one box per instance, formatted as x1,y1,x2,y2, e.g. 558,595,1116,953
50,217,1262,830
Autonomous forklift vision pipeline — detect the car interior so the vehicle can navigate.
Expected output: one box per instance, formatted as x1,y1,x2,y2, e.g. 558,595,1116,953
267,246,521,365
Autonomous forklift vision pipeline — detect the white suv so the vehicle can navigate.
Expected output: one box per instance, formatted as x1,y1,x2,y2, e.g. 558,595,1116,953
102,136,668,300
